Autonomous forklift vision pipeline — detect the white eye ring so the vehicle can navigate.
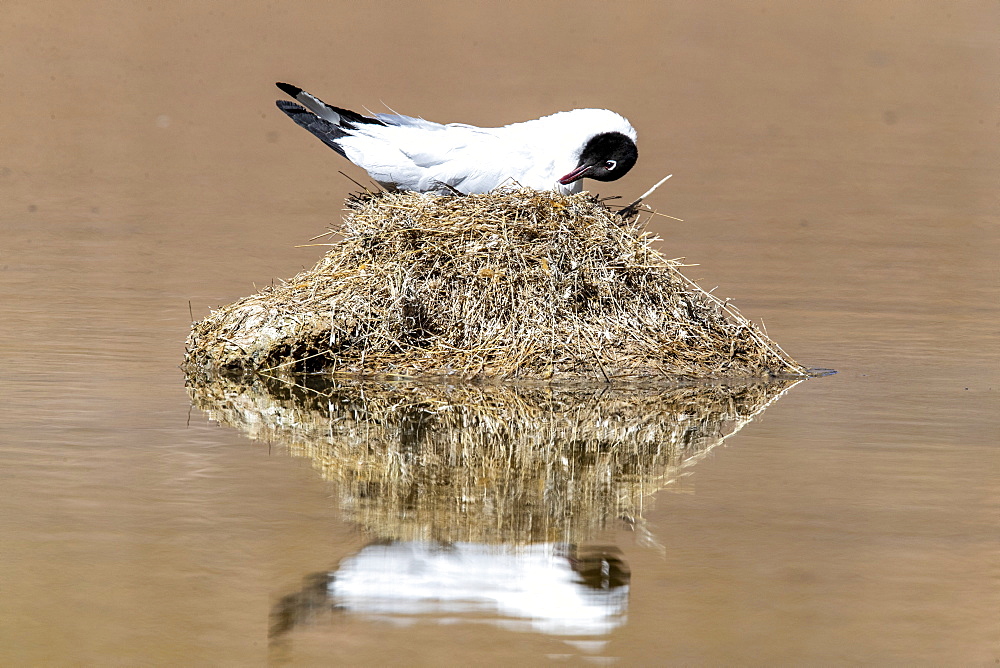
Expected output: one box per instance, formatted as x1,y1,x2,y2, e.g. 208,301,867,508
605,160,617,170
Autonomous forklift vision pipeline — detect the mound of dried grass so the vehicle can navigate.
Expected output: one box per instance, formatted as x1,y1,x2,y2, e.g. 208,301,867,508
184,188,803,380
187,374,801,543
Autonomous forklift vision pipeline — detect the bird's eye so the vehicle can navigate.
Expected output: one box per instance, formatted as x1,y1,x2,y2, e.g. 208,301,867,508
605,160,617,171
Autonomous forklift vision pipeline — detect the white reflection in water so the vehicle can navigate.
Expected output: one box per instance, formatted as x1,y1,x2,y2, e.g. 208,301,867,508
329,542,628,637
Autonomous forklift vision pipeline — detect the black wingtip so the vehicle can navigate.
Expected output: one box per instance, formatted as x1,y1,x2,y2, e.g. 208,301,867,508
275,100,304,113
276,82,302,97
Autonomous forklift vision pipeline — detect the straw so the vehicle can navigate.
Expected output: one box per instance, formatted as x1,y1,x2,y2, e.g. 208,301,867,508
184,188,804,381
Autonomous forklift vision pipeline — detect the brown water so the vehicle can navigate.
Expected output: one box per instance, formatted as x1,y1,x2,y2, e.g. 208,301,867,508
2,2,998,664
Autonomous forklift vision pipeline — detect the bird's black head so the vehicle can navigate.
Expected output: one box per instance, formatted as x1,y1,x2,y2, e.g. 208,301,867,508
559,132,639,185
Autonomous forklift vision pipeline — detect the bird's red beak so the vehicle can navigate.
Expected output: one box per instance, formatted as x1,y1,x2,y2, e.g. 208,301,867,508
558,164,592,185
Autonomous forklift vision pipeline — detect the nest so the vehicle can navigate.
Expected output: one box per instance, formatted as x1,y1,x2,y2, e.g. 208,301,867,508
187,374,802,544
184,188,804,380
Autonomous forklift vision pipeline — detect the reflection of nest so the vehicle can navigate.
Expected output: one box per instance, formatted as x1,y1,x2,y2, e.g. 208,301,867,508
188,375,800,543
184,189,804,380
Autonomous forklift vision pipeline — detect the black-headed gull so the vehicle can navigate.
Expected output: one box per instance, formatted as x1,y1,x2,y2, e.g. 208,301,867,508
275,82,638,195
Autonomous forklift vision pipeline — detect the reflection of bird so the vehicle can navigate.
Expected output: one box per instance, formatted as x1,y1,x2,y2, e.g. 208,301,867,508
274,82,638,195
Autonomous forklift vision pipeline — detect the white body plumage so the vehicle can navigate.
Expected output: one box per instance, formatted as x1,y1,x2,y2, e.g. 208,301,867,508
275,83,638,195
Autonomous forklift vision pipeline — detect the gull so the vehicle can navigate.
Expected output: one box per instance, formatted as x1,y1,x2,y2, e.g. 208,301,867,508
274,82,638,195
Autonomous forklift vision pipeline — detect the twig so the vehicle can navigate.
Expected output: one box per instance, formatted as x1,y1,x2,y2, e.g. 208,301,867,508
619,174,672,219
339,170,373,193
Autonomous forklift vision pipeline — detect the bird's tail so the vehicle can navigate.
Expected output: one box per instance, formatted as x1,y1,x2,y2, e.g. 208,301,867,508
275,100,351,157
275,83,385,158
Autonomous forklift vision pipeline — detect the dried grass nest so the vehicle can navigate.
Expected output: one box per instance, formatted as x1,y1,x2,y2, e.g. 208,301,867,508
184,188,804,380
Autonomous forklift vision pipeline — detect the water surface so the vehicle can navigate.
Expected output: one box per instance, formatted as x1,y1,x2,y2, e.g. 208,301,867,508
1,2,997,664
